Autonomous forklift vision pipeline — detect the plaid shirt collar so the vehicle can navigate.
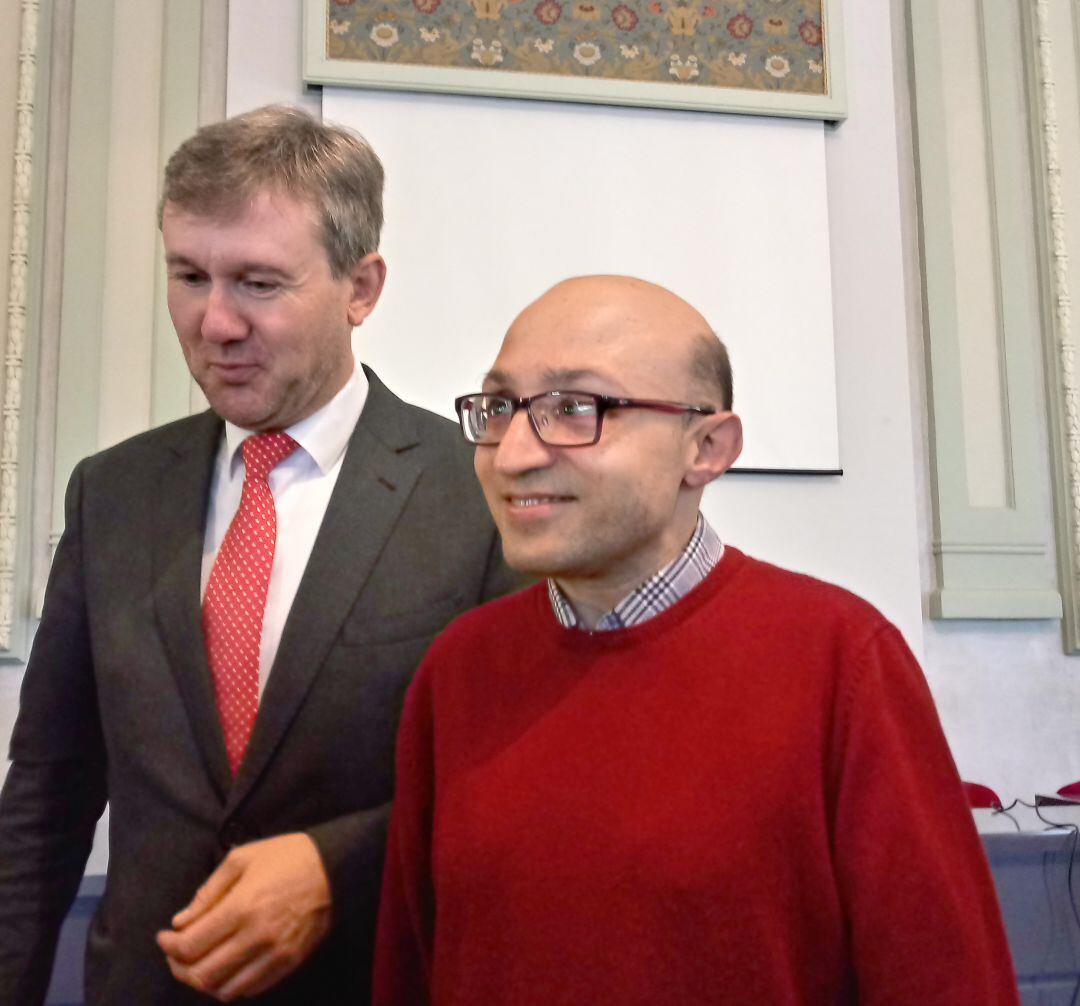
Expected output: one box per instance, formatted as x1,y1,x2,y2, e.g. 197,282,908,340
548,514,724,631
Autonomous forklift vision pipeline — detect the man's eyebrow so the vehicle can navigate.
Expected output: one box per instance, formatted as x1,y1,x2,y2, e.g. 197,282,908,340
236,262,293,277
165,253,199,268
164,254,292,279
481,368,510,389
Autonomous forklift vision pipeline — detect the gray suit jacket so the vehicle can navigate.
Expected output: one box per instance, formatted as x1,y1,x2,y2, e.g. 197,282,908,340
0,369,519,1004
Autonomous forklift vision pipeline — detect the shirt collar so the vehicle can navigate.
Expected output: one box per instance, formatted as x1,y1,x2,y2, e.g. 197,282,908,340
548,513,724,631
223,355,369,474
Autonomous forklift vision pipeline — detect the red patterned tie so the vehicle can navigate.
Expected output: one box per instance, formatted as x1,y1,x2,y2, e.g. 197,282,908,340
203,432,298,775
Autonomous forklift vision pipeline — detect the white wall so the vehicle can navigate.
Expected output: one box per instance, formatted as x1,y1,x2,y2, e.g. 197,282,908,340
234,0,1080,806
2,0,1071,845
322,89,842,474
228,0,925,643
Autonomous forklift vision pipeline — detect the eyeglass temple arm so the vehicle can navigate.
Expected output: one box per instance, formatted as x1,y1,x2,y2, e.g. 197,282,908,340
600,396,716,416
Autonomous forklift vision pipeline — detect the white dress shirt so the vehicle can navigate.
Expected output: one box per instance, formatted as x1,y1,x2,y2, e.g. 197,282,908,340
201,362,369,693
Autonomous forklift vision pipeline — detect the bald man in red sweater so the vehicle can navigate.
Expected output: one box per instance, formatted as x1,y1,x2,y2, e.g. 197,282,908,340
373,276,1019,1005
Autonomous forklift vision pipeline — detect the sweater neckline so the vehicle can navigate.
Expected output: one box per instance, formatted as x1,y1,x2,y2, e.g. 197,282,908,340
540,546,747,650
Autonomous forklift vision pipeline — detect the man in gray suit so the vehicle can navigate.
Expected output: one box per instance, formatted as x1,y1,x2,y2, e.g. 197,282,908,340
0,105,517,1004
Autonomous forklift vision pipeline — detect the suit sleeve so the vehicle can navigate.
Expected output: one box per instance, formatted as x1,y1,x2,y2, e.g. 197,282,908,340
308,518,519,921
829,625,1019,1005
0,461,108,1005
307,657,441,998
305,804,391,937
371,657,437,1006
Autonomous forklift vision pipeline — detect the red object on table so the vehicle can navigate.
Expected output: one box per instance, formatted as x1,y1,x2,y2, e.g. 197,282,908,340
962,781,1004,810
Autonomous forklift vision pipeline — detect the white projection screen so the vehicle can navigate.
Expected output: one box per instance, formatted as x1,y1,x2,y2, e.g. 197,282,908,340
323,88,841,472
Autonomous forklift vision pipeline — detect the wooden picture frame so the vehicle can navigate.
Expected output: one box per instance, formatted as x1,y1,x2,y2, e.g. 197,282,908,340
303,0,846,121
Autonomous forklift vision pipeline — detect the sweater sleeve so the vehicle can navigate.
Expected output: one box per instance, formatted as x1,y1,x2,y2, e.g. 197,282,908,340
829,624,1019,1005
372,653,438,1005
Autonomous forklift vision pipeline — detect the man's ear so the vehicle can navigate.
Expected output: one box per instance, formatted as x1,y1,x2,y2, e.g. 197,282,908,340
346,252,387,327
683,411,743,489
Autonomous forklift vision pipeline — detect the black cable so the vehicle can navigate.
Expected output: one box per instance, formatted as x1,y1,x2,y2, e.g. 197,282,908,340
993,799,1080,994
1066,829,1079,1006
988,801,1022,832
1013,801,1080,1004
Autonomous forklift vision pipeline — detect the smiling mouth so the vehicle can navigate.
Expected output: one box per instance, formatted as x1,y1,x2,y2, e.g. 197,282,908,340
507,494,574,507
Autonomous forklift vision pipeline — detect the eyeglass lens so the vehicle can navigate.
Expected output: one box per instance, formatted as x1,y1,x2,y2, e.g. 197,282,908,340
464,393,600,445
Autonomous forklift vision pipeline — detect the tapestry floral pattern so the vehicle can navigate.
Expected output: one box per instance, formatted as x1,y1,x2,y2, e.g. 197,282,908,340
326,0,826,93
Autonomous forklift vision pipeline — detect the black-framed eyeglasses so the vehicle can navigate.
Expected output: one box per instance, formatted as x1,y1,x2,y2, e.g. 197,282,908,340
454,390,716,447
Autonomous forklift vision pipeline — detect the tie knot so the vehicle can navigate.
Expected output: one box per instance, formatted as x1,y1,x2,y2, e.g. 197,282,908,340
241,432,298,483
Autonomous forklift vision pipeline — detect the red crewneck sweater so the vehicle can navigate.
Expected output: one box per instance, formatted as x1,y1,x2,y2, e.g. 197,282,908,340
374,548,1018,1005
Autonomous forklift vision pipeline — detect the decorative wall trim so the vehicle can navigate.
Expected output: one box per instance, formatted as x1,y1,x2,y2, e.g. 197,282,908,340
199,0,228,127
932,542,1051,556
929,588,1064,620
910,0,1062,622
976,0,1017,514
1030,0,1080,649
29,0,73,627
1073,0,1080,136
0,1,39,651
1035,0,1080,556
152,0,226,427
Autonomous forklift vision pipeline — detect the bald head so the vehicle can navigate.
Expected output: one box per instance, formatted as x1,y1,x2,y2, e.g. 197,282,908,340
503,276,732,410
471,273,742,614
519,275,710,331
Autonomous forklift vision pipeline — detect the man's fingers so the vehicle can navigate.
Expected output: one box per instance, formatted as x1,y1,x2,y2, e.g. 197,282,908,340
163,929,263,999
165,954,212,997
157,834,332,996
172,851,246,928
215,946,297,1002
157,901,242,965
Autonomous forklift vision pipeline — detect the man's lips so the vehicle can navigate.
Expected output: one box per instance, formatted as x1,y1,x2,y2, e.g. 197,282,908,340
504,493,575,509
208,361,260,382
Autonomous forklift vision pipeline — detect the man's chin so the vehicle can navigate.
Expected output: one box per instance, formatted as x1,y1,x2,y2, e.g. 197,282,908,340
501,547,555,578
500,542,577,580
204,389,274,430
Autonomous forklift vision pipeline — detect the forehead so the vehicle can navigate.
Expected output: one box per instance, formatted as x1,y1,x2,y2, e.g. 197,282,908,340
161,191,324,260
489,290,693,395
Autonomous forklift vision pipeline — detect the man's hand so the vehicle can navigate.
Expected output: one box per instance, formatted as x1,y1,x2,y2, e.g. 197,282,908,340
156,832,332,1002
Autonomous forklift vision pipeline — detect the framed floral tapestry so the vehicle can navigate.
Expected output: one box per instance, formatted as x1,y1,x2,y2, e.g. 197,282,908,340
303,0,846,120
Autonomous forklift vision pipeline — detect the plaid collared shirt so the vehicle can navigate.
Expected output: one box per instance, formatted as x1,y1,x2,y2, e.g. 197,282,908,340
548,514,724,631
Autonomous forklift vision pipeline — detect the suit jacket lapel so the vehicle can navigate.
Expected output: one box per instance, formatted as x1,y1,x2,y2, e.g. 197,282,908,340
152,411,234,800
228,370,423,810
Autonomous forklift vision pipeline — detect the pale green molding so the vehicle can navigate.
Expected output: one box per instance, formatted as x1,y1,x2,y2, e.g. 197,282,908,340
51,0,227,546
152,0,228,426
1027,0,1080,650
51,0,113,539
152,1,205,428
910,0,1062,620
28,0,71,625
0,0,50,661
3,0,223,654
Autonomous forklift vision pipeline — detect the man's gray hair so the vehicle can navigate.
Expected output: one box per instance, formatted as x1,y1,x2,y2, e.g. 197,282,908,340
159,104,384,277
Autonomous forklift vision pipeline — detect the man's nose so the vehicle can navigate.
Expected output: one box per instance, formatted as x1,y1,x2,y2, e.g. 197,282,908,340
492,407,556,474
200,285,248,343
